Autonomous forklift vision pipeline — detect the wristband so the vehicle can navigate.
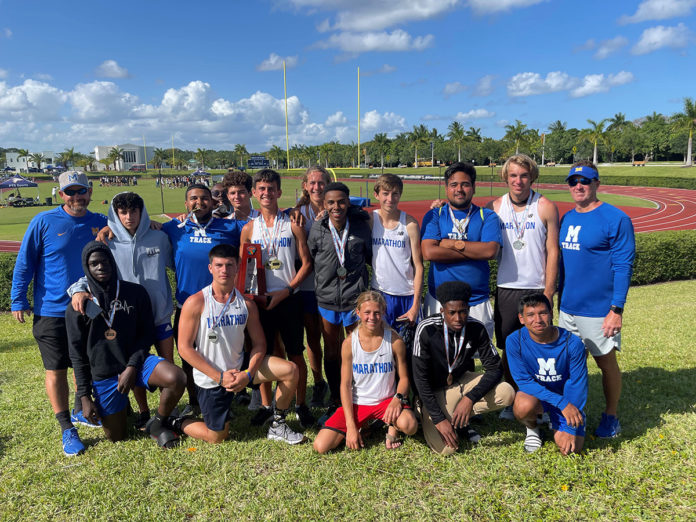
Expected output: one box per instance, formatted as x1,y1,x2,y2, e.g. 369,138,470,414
245,370,253,384
218,371,224,386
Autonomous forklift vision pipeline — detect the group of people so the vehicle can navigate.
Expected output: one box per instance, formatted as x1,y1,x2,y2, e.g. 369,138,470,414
98,175,138,187
11,156,635,458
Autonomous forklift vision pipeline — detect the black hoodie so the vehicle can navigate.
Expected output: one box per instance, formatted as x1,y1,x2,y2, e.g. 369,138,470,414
65,241,156,398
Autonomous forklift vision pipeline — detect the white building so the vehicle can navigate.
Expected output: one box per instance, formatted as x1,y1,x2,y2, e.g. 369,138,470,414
6,151,58,171
94,144,155,171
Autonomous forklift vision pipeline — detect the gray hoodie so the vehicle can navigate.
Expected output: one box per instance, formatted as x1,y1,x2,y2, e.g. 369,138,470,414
67,194,174,327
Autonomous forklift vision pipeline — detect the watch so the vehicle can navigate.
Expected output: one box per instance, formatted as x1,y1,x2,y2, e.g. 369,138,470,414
394,393,409,406
610,305,623,314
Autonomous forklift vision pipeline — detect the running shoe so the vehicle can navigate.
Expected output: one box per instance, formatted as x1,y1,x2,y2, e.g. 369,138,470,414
62,427,86,457
134,411,151,431
71,409,101,428
458,425,481,444
524,427,543,453
250,405,273,426
317,403,339,427
309,380,328,408
267,419,307,445
295,404,316,429
248,389,262,411
499,406,515,421
594,413,621,438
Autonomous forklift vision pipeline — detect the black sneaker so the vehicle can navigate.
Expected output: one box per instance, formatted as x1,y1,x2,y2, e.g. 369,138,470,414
309,380,328,408
134,411,151,431
317,403,339,427
250,406,273,426
457,425,481,444
295,404,316,429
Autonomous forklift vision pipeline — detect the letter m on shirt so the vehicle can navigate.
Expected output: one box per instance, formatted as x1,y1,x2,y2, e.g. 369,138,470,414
564,225,581,243
537,358,557,376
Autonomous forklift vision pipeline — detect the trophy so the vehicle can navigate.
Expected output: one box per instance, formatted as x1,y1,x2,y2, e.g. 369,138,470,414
236,243,268,309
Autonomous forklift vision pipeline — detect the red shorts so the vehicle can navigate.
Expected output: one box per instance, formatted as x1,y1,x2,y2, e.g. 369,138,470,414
322,397,409,434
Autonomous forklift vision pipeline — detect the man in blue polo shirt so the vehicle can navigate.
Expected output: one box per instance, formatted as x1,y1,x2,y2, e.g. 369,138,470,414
11,171,107,456
421,162,502,337
559,161,635,438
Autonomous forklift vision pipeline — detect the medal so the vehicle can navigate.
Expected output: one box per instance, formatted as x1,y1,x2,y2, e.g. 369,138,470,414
513,239,526,250
207,286,236,345
337,266,348,277
443,321,465,386
448,204,474,240
208,331,219,343
266,258,283,270
105,328,117,340
507,191,533,250
329,219,350,280
101,281,120,341
258,212,285,266
447,373,453,386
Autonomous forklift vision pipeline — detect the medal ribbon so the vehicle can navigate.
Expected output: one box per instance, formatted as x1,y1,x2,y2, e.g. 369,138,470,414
258,212,284,259
190,212,214,237
102,281,120,329
443,322,465,377
507,191,533,242
208,286,236,331
328,219,350,267
448,205,474,239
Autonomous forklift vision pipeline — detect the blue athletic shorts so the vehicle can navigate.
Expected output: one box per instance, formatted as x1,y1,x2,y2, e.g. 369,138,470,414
155,322,174,341
92,355,165,417
300,290,319,315
378,291,419,330
543,402,586,437
196,385,235,432
318,306,358,327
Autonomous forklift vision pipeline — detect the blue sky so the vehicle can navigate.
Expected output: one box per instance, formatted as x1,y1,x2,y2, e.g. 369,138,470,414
0,0,694,153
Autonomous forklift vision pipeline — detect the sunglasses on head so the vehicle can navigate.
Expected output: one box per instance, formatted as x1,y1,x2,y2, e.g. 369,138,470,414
63,187,88,196
568,177,593,187
211,190,223,198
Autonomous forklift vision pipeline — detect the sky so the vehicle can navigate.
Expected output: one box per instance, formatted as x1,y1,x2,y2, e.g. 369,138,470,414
0,0,694,154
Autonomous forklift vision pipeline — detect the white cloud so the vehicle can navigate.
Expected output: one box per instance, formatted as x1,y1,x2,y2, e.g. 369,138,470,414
325,111,347,126
468,0,547,14
2,28,11,38
507,70,634,97
0,69,8,80
594,36,629,59
68,81,139,122
256,53,299,71
619,0,696,24
315,29,434,53
576,39,596,51
473,74,495,96
569,71,635,98
631,23,691,54
0,80,66,121
95,60,130,79
443,81,467,98
455,109,495,120
33,73,54,81
361,110,407,132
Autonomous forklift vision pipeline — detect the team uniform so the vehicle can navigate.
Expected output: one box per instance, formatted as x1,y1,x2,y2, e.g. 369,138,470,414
249,212,304,356
322,328,405,433
558,203,635,356
193,286,249,431
11,206,107,370
298,204,319,314
421,203,502,337
371,210,420,329
494,191,548,349
506,327,588,436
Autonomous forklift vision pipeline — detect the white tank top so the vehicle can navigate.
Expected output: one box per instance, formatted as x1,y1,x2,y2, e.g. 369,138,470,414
194,286,248,389
299,204,316,292
351,327,396,406
250,212,295,292
496,191,547,289
371,210,414,296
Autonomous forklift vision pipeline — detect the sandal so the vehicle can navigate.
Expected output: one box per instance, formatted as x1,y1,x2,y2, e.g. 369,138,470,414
146,419,180,449
385,427,403,449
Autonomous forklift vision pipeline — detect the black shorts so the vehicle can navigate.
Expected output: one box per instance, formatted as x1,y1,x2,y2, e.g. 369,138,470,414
494,287,541,350
259,293,304,357
33,315,71,370
196,385,234,432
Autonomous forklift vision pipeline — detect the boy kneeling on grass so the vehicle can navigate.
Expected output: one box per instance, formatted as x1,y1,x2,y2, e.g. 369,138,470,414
313,291,417,453
66,242,185,450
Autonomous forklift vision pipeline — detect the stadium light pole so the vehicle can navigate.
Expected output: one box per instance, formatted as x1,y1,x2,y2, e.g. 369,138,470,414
284,60,290,171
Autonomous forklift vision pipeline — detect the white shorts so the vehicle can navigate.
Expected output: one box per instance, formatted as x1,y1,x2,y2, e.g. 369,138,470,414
558,311,621,357
424,292,494,340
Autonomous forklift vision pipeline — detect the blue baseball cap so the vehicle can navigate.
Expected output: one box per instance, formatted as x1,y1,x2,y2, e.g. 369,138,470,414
566,165,599,181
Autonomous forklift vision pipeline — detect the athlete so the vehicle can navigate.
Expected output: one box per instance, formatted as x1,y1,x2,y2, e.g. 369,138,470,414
65,242,185,448
211,182,231,218
486,154,560,420
412,281,514,456
239,169,314,428
221,170,259,221
507,293,588,455
421,162,502,338
313,291,417,453
11,171,107,456
559,161,635,438
172,244,307,445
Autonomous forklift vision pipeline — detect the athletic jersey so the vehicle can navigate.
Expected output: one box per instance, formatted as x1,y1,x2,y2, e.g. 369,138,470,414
194,286,248,389
559,203,635,317
299,204,317,292
162,217,244,306
11,206,107,317
371,210,414,296
225,209,260,220
506,326,588,412
497,191,547,289
421,203,502,306
250,212,295,292
351,327,396,406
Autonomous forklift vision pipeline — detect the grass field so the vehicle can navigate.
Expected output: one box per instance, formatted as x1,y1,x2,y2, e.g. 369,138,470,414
0,176,653,241
0,280,694,519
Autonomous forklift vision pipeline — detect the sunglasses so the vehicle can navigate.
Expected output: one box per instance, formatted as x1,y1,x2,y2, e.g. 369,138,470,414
211,190,223,198
63,187,88,196
568,177,593,187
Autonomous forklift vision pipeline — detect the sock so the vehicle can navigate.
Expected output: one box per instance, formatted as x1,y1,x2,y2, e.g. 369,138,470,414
56,410,73,432
273,408,288,423
73,393,82,413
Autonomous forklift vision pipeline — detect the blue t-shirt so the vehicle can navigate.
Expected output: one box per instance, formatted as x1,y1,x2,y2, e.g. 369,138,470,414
559,203,635,317
162,217,244,305
506,326,588,417
421,203,502,305
11,206,107,317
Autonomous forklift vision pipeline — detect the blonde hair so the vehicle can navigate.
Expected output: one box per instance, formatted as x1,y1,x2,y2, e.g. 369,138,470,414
296,165,331,207
501,154,539,183
355,290,386,317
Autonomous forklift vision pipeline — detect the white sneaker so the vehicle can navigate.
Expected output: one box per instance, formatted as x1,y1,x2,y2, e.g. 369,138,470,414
248,389,262,411
267,419,307,445
499,406,515,421
524,427,543,453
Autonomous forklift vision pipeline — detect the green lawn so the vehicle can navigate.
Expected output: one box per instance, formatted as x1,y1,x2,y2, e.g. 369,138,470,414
1,280,695,519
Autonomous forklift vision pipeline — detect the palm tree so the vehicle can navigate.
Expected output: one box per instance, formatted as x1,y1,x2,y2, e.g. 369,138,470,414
234,144,249,169
409,124,429,167
504,120,533,154
448,121,466,162
372,133,390,168
580,119,608,165
17,148,29,173
195,148,208,170
108,146,124,171
607,113,629,132
466,127,482,143
672,97,696,167
60,147,76,168
30,152,45,171
548,120,567,133
152,148,168,173
319,143,332,168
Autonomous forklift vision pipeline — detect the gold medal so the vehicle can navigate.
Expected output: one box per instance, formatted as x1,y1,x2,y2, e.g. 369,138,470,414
266,258,282,270
105,328,117,340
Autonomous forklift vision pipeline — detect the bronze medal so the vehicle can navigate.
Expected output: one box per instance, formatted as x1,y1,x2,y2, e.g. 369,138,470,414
105,328,117,340
447,373,453,386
